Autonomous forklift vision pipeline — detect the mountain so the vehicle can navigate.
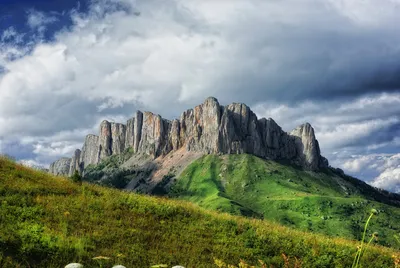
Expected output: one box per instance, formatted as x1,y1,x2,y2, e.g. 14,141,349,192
49,97,328,177
47,97,400,248
1,156,398,267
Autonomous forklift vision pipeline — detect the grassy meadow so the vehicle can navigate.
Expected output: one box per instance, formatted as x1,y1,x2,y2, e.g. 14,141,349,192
170,154,400,248
0,156,399,267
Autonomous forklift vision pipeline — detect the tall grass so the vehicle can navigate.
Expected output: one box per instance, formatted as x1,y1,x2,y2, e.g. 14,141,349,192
352,209,378,268
0,156,399,267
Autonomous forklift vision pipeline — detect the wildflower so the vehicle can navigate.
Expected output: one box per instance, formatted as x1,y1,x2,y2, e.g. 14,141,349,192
116,253,125,258
393,254,400,266
214,258,226,268
64,211,71,217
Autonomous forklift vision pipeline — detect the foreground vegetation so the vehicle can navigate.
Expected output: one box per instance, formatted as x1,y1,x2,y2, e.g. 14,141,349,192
170,154,400,248
0,156,399,267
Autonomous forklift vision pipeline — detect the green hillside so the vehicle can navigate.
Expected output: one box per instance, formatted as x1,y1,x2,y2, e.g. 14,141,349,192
169,154,400,248
1,156,399,267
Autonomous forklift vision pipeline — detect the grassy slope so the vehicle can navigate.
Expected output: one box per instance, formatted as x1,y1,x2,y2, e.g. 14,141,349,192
1,157,399,267
170,154,400,248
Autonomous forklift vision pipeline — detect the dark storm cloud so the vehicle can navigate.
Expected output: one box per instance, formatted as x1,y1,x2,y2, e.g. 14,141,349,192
1,141,36,160
334,122,400,149
210,20,400,106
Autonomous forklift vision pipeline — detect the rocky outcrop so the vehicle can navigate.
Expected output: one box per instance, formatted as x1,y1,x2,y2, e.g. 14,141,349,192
258,118,297,160
68,149,82,176
219,102,263,156
290,123,326,170
80,134,100,169
180,97,221,153
134,111,143,153
50,97,329,176
169,119,181,151
125,118,135,149
138,112,171,156
111,123,126,155
99,120,112,159
49,157,72,176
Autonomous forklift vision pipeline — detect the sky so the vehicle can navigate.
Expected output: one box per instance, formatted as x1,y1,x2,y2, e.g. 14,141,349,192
1,0,400,193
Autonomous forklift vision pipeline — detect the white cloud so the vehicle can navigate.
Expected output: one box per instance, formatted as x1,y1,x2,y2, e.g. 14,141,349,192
370,154,400,193
327,0,400,26
317,117,399,149
372,169,400,193
1,27,18,42
336,153,400,193
342,155,382,173
254,92,400,152
1,0,400,186
19,159,47,170
26,9,58,35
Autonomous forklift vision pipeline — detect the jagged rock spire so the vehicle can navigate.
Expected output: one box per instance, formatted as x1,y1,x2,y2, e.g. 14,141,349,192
50,97,328,176
290,123,322,170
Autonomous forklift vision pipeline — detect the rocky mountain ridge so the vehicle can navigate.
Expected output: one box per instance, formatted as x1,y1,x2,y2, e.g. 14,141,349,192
49,97,328,176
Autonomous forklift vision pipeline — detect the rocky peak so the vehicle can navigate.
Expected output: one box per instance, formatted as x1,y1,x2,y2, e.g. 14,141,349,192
99,120,112,159
69,149,82,176
133,111,144,153
138,112,169,157
80,134,100,169
49,97,328,176
290,123,322,170
111,122,126,155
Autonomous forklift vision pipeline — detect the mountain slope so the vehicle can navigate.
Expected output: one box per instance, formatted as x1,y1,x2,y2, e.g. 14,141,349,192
1,156,399,267
169,154,400,248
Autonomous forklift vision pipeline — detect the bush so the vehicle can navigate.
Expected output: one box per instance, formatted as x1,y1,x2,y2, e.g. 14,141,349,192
71,171,82,184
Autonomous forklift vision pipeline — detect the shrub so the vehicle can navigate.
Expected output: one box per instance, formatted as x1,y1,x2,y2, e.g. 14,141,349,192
71,171,82,184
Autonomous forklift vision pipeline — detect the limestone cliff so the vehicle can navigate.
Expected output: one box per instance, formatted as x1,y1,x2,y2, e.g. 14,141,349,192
68,149,81,176
49,158,71,176
49,97,328,176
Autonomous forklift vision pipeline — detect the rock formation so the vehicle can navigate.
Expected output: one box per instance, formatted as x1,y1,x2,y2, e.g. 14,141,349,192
290,123,323,170
68,149,82,176
111,123,126,155
49,158,72,176
49,97,329,176
80,134,100,169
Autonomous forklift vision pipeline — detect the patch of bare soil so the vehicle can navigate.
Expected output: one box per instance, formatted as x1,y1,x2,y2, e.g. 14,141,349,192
123,148,203,193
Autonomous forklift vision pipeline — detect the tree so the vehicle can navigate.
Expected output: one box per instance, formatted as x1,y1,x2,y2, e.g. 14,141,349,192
71,170,82,184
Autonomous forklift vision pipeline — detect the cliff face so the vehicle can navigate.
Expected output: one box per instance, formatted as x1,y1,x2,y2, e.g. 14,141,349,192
80,134,100,169
49,158,71,176
49,97,329,176
68,149,81,176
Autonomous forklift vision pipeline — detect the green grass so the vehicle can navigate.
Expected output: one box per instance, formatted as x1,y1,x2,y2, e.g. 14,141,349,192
1,156,399,267
170,154,400,248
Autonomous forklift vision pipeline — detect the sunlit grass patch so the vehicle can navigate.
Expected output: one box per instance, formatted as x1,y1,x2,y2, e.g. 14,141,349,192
0,156,399,267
